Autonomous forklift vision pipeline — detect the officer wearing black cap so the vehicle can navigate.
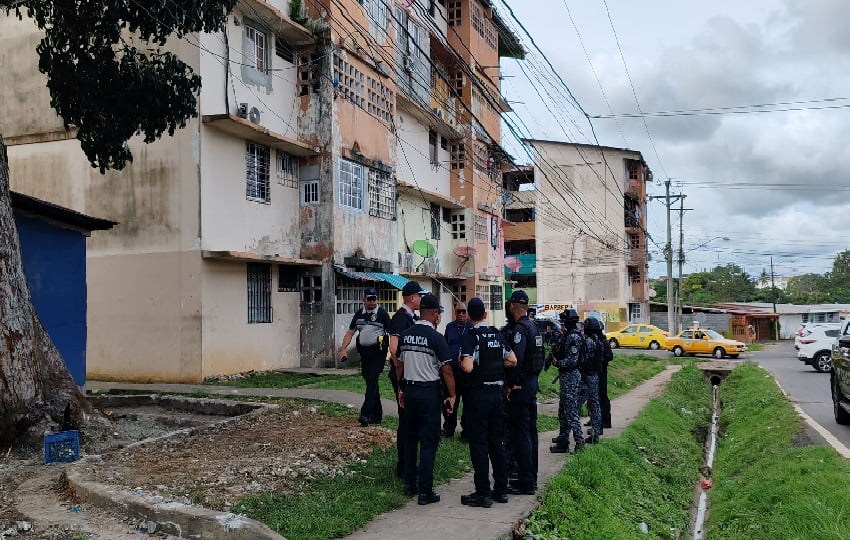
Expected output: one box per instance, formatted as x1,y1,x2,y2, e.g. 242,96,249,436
338,287,391,426
580,317,606,442
388,280,426,478
459,297,517,508
397,292,456,505
504,289,544,495
550,308,584,453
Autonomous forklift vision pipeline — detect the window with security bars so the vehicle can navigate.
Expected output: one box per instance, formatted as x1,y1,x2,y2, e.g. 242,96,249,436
451,212,466,239
301,180,320,205
278,266,299,292
447,0,461,26
276,151,299,188
335,280,396,314
339,159,364,211
475,284,491,307
452,284,467,302
628,303,642,322
474,214,487,241
489,285,503,310
299,53,322,96
245,25,267,73
247,263,272,323
368,169,396,219
430,203,441,240
429,130,438,165
301,275,322,314
246,141,270,202
450,142,465,169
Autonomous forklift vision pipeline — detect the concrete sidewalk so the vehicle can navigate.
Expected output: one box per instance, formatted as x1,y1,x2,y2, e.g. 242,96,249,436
86,365,680,540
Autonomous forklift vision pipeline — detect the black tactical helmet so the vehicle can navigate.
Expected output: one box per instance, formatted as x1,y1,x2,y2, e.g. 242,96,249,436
584,317,604,332
559,308,580,323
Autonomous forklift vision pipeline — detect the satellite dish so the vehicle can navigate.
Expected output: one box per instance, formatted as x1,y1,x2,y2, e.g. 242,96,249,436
412,240,437,258
648,288,657,298
452,245,477,258
503,256,522,273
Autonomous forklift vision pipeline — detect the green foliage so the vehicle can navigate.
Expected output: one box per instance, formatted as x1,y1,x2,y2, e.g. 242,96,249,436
526,366,712,539
708,363,850,538
4,0,237,171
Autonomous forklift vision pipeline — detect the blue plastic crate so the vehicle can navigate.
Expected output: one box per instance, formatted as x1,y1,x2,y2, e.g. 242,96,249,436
44,430,80,464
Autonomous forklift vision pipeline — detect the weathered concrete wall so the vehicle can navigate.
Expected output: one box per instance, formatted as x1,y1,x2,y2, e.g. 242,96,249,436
201,260,301,375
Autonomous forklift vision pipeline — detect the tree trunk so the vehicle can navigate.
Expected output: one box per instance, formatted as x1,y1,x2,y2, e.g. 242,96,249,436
0,135,92,445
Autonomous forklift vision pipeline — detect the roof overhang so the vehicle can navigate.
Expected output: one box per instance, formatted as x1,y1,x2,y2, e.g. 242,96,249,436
11,191,117,233
395,93,462,140
202,250,322,266
202,114,319,157
396,181,464,209
236,0,315,45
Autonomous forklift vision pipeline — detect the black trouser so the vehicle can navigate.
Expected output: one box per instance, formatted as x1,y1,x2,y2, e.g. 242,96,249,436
358,345,385,423
465,384,508,497
507,374,538,490
389,365,407,476
441,365,465,435
599,362,611,427
403,381,442,495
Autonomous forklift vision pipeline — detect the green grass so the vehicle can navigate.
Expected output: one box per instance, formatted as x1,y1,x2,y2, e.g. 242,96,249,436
526,366,713,539
538,353,672,401
745,342,764,352
707,363,850,539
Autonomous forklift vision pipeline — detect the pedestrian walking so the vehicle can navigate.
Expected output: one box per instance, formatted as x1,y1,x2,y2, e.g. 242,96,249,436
397,293,456,505
443,302,473,439
458,297,516,508
338,287,391,426
504,290,545,495
580,317,604,443
549,308,585,453
388,280,426,479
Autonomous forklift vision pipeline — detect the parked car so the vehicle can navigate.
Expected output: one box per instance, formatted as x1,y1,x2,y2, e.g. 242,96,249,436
830,330,850,425
664,328,746,359
797,325,841,372
795,322,840,350
606,323,667,350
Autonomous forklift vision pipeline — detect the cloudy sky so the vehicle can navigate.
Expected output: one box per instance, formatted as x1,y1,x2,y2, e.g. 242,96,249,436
496,0,850,280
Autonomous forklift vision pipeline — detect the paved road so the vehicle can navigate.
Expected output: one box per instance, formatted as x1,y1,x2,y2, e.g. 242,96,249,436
754,341,850,454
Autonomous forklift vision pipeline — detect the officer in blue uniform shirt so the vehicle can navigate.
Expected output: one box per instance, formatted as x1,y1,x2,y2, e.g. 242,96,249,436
459,297,517,508
397,293,456,505
338,287,391,426
504,289,544,495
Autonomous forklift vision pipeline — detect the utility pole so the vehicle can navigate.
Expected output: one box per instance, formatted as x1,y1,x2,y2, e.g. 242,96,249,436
770,257,779,340
648,180,683,335
676,195,688,334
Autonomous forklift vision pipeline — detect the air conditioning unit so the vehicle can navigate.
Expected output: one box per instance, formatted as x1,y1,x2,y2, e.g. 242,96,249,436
423,257,441,275
400,252,417,273
402,55,414,73
237,103,249,118
237,103,261,123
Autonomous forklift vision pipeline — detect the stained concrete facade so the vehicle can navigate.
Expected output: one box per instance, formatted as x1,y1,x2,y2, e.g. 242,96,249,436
1,0,521,381
525,141,651,330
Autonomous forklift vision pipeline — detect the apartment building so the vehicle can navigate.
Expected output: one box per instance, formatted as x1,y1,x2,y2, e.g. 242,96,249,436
0,0,522,381
516,141,652,329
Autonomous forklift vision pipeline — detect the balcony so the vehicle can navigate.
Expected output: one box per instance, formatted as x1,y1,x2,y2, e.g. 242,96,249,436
236,0,315,44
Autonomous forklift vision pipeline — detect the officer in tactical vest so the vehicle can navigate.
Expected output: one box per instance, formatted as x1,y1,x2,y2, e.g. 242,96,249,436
550,308,585,453
458,297,517,508
504,290,544,495
580,317,605,442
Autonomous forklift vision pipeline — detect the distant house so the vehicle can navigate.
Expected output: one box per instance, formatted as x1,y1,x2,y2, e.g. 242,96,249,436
717,303,850,340
12,191,116,386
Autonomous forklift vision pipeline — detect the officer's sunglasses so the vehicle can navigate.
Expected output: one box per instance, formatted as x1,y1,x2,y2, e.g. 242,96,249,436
365,295,378,301
455,309,467,314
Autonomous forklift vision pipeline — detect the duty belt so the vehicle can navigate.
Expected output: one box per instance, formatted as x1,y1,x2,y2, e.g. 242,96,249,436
405,379,439,387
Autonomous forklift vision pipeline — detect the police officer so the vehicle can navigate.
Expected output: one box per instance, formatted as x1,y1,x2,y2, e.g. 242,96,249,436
459,297,517,507
504,289,544,495
388,280,426,479
580,318,605,442
397,293,456,505
550,308,584,453
443,302,473,439
338,287,391,426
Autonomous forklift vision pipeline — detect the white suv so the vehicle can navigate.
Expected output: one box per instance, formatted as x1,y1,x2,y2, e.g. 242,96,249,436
797,324,841,372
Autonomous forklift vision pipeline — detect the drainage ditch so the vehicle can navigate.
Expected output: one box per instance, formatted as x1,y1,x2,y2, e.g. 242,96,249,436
691,362,733,539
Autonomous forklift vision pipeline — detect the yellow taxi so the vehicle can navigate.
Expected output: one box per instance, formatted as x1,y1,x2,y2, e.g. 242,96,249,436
605,324,668,350
664,328,747,359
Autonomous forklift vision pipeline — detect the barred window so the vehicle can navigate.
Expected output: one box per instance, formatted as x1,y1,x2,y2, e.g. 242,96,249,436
336,281,396,314
299,53,322,96
368,169,396,219
447,0,461,26
339,159,364,211
475,284,490,307
450,142,465,170
451,212,466,239
490,285,503,310
301,179,320,205
247,263,272,323
245,25,268,72
246,141,270,202
276,150,299,188
301,275,322,314
430,203,441,240
429,130,438,165
474,214,487,241
452,284,467,302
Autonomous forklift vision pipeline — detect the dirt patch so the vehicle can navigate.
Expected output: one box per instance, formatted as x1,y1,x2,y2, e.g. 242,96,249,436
1,398,392,539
